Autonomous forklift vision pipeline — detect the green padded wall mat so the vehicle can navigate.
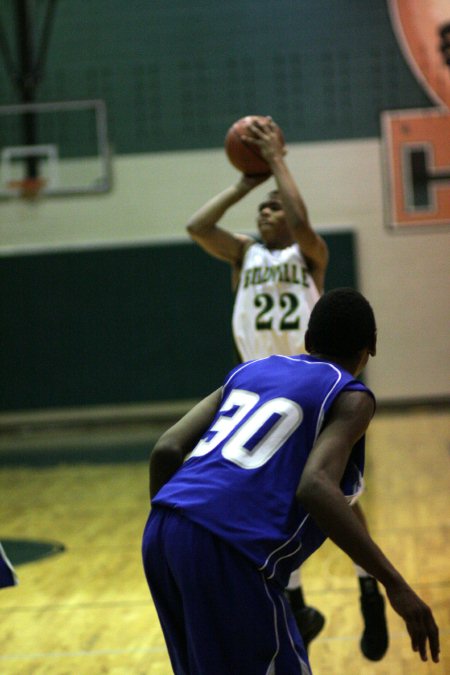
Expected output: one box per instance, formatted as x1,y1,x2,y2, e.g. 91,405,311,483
0,233,356,411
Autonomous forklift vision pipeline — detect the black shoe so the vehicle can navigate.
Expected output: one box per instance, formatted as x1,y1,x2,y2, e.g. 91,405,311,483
360,585,389,661
292,606,325,651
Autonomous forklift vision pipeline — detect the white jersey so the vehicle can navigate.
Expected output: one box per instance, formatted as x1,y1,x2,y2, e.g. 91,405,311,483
232,242,321,361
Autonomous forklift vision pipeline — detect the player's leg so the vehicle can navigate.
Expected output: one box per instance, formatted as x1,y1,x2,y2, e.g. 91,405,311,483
352,502,389,661
142,509,190,674
285,568,325,650
145,506,311,674
268,576,313,675
178,524,311,674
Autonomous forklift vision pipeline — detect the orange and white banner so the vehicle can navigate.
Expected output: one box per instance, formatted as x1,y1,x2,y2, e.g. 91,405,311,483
383,1,450,229
382,108,450,229
387,0,450,109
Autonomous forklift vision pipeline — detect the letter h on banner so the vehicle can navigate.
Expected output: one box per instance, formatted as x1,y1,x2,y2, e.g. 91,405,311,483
381,108,450,229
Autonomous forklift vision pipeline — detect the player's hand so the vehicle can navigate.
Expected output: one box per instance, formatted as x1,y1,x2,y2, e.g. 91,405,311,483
238,173,271,190
242,117,287,164
386,581,440,663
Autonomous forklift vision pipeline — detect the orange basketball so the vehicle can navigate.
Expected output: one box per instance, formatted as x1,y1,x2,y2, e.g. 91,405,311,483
224,115,285,175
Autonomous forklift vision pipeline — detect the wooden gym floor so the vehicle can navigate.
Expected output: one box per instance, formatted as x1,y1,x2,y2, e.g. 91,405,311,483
0,405,449,674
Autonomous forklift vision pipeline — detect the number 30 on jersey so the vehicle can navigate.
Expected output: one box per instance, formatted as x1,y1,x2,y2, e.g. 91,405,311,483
187,388,303,469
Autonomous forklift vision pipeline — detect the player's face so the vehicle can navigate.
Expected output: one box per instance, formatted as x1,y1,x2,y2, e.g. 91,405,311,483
256,199,293,247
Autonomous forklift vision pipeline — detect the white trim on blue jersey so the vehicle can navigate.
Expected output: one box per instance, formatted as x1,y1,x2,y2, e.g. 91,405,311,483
0,542,18,588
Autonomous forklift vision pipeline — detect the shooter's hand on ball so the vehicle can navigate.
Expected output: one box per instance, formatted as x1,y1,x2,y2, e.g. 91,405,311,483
242,117,287,165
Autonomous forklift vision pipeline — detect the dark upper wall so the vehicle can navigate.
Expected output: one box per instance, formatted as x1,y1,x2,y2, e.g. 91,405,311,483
0,1,431,155
0,233,356,411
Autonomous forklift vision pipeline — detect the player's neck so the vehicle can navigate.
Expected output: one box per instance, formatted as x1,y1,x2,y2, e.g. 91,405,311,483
264,237,294,250
308,352,364,377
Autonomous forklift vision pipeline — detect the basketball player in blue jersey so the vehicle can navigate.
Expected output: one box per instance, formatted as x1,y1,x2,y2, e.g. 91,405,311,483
186,117,388,659
142,289,440,675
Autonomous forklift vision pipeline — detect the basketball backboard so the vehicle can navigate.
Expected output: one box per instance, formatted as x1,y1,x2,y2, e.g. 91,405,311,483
0,99,112,199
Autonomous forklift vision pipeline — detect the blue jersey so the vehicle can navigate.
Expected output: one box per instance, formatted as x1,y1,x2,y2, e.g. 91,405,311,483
153,354,374,587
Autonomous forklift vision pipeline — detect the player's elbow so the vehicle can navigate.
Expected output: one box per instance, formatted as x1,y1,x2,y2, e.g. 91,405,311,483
149,439,185,499
186,222,208,246
150,438,184,473
296,470,330,510
186,221,196,237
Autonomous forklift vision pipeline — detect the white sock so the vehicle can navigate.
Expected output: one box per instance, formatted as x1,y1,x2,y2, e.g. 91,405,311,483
354,564,372,578
287,569,302,590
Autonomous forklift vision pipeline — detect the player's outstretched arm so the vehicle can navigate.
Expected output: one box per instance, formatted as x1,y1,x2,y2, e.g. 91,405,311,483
296,390,440,664
186,175,268,265
150,388,222,499
243,118,328,291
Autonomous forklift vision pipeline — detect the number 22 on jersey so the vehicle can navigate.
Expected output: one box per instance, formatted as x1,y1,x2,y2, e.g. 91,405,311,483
255,292,300,331
187,388,303,469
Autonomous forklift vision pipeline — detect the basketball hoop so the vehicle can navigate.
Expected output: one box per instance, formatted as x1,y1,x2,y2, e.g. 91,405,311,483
6,177,47,201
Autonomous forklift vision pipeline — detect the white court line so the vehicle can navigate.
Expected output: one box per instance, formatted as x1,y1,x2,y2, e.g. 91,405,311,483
0,646,167,661
1,629,448,661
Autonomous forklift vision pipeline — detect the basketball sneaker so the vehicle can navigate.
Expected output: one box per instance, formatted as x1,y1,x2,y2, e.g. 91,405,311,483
292,606,326,651
359,577,389,660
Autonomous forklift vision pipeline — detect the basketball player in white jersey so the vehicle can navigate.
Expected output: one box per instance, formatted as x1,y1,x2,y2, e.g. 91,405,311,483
186,117,388,660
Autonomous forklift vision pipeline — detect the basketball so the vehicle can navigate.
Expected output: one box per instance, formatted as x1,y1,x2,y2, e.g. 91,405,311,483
224,115,285,175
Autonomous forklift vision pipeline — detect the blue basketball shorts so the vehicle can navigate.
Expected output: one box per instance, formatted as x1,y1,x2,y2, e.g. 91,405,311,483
142,506,311,675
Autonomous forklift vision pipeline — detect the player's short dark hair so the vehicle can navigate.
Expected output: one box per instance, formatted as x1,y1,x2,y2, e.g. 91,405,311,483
307,288,376,357
439,21,450,38
267,189,281,201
